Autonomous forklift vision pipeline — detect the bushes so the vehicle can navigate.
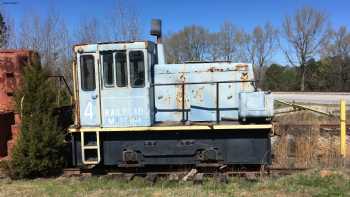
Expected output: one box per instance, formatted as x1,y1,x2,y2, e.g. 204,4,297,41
262,59,350,92
11,63,66,178
262,64,300,91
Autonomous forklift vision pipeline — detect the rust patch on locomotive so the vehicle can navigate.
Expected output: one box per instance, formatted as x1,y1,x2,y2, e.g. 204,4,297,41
176,73,185,109
235,64,248,71
240,72,249,91
208,66,224,72
192,86,205,103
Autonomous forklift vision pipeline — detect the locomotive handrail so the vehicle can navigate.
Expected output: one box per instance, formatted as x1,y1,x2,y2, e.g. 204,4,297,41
151,80,255,86
48,75,73,96
152,80,256,123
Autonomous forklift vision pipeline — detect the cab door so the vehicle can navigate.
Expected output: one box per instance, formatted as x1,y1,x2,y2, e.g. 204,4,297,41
99,49,151,127
78,53,101,126
127,49,151,126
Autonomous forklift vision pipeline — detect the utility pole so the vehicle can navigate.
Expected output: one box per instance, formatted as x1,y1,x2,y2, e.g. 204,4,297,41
340,100,347,159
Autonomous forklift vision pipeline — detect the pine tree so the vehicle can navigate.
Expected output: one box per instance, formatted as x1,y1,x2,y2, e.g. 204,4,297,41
11,63,65,178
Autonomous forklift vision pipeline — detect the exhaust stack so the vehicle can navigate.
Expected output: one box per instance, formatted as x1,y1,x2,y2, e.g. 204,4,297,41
151,19,165,64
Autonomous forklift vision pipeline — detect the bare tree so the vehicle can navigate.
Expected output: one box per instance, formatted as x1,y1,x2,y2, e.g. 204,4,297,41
18,14,41,50
234,29,250,62
164,25,210,63
109,0,141,41
164,33,182,64
166,23,249,64
322,26,350,90
18,9,72,76
282,6,328,91
218,21,238,61
245,23,277,87
75,17,100,44
4,14,16,48
207,22,248,62
59,21,74,86
207,32,221,61
322,26,350,58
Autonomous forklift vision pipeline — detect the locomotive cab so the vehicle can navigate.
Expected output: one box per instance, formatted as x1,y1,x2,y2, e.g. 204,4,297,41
74,41,157,128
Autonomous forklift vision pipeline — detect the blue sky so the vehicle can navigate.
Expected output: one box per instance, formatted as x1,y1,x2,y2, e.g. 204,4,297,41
2,0,350,64
4,0,350,33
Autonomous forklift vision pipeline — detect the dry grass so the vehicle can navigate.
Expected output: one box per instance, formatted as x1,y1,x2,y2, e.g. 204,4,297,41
0,169,349,197
272,111,349,169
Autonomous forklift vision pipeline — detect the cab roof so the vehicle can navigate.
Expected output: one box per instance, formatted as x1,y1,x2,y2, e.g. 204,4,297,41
73,40,156,53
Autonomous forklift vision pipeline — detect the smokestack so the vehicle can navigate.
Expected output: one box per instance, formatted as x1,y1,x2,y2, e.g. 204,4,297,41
151,19,165,64
151,19,162,43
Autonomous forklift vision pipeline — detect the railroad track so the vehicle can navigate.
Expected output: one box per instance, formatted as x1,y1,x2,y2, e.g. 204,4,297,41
63,166,309,183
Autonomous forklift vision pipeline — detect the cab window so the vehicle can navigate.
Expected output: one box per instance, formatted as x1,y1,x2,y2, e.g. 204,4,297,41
129,51,145,88
102,52,114,87
115,51,128,87
80,55,95,91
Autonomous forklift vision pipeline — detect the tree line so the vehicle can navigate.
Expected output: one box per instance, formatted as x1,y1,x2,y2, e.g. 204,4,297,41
0,1,141,87
0,3,349,92
164,7,350,92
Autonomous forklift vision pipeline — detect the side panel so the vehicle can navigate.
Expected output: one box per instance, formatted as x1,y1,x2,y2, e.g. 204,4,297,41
154,64,189,122
101,90,151,127
72,130,271,167
188,70,242,121
154,63,255,122
99,130,271,166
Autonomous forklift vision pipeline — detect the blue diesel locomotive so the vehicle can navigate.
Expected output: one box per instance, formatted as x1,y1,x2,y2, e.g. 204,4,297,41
69,20,274,168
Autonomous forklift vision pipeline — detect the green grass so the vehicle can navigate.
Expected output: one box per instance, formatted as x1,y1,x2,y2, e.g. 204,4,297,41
0,169,349,197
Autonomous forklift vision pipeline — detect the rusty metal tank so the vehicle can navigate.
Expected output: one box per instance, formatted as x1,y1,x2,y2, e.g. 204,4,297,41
0,49,39,159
